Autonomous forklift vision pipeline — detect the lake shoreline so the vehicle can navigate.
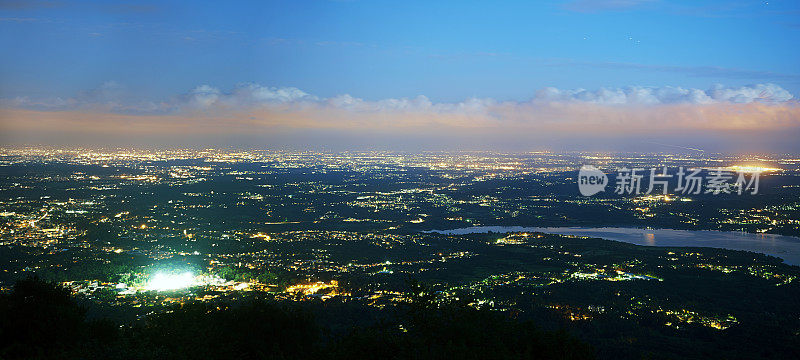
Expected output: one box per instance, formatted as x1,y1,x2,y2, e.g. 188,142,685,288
424,226,800,266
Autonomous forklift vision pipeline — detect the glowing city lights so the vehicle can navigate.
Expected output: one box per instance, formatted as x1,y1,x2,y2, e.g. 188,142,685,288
146,272,196,291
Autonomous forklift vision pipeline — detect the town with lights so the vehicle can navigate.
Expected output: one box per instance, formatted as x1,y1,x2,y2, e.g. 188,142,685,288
1,147,799,359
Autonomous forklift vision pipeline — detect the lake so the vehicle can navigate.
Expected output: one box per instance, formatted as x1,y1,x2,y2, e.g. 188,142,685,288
425,226,800,265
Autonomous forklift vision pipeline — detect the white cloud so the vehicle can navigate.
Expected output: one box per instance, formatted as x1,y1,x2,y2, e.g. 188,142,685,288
175,83,317,111
1,82,795,117
230,83,316,104
326,94,493,114
185,84,221,108
3,82,799,150
532,84,791,106
707,83,793,103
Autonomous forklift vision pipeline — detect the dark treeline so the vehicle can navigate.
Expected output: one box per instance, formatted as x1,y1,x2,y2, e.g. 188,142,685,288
0,277,593,360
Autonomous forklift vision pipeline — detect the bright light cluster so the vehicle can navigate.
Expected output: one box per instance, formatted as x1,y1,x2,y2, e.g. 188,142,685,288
727,165,781,173
146,272,196,291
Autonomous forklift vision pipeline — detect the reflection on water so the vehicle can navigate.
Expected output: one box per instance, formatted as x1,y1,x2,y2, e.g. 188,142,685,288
644,233,655,246
425,226,800,265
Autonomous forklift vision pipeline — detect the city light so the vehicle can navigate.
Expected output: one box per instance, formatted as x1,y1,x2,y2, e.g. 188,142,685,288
146,272,196,291
727,165,781,173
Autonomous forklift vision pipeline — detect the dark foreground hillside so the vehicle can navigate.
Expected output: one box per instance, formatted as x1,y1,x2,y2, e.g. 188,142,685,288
0,278,592,360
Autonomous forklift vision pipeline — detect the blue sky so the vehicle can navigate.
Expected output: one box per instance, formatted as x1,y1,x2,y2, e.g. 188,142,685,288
1,0,799,151
1,0,798,102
